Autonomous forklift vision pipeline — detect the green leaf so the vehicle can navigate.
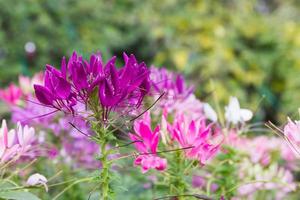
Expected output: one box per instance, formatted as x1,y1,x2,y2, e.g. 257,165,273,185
0,191,41,200
0,181,17,190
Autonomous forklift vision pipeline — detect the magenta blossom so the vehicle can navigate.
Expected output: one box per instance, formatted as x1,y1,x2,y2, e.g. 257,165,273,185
34,51,151,119
0,83,23,105
168,114,222,165
129,112,167,173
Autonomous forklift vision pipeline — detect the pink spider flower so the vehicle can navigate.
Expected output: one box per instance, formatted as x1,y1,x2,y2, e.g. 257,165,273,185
0,83,23,105
169,114,222,165
129,112,167,173
0,120,36,163
283,118,300,155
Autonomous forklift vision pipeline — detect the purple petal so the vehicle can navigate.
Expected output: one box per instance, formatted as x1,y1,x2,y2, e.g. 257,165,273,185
176,75,184,94
99,80,120,107
34,85,54,105
54,77,71,99
61,57,67,78
72,63,88,90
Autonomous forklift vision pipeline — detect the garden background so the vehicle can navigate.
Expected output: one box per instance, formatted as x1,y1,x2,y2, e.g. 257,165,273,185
1,0,300,123
1,1,300,199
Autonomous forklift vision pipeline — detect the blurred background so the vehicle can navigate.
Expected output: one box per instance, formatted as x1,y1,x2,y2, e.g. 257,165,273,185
1,0,300,123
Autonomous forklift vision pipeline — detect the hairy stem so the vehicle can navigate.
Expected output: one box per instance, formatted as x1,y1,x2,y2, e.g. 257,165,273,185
93,117,112,199
89,96,113,200
100,138,111,200
169,151,186,200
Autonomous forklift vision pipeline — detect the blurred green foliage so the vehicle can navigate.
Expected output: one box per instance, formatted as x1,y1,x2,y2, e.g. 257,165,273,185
1,0,300,122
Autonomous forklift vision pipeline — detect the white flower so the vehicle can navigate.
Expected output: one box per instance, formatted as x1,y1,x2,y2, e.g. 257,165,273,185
16,122,35,148
0,120,21,162
27,173,48,191
203,103,218,122
225,97,253,124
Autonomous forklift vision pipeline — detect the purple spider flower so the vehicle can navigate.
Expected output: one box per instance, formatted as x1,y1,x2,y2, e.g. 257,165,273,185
34,52,151,120
150,67,193,100
150,67,194,111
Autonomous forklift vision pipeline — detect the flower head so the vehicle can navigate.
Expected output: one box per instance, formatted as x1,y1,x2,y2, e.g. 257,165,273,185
151,67,193,99
129,112,167,173
284,118,300,144
0,84,23,105
168,114,222,165
150,67,193,109
34,51,151,120
283,118,300,156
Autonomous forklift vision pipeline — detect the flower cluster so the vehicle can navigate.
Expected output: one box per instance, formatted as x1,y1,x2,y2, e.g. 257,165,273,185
130,111,223,172
235,159,296,200
34,52,151,120
0,120,36,163
226,131,296,166
128,68,225,173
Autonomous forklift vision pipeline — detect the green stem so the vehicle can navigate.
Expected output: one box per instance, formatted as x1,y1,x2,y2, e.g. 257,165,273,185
169,151,186,200
53,177,94,200
89,97,113,200
100,138,111,200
